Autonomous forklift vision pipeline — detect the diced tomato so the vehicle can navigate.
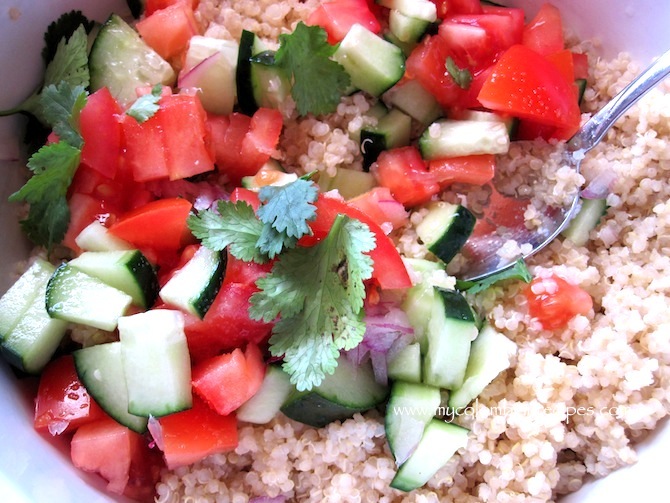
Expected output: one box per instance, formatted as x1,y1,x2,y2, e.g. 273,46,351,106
348,187,409,231
239,108,283,177
159,94,215,180
477,44,582,139
79,88,123,179
108,198,195,251
428,154,496,187
430,0,483,19
136,1,198,61
546,48,576,85
191,344,266,416
372,146,440,207
34,355,105,435
522,2,564,56
524,274,593,330
230,186,261,211
71,416,164,500
145,0,200,16
184,282,273,362
223,252,273,286
301,194,413,290
120,113,170,182
153,395,237,469
306,0,381,44
210,112,250,177
63,193,108,254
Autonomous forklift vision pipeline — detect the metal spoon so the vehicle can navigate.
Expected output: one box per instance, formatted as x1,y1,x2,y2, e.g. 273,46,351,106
457,48,670,282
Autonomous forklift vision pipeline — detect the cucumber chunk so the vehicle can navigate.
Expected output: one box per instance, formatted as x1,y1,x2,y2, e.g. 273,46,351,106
419,119,510,158
89,14,176,107
281,356,389,428
236,364,293,424
416,201,476,265
561,197,608,247
387,342,422,383
448,324,517,409
388,10,432,44
74,342,149,433
68,250,159,309
422,288,478,390
321,168,377,200
119,310,192,418
74,221,133,253
332,24,405,97
385,381,441,465
360,108,412,168
0,260,68,374
46,264,133,331
390,419,469,491
402,281,437,354
384,79,442,126
378,0,438,22
159,246,226,319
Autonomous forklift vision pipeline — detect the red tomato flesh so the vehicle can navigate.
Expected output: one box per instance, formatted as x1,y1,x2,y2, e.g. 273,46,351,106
120,112,170,183
71,416,163,500
428,154,496,187
348,187,409,231
191,344,266,416
522,2,565,56
34,355,105,435
79,87,123,180
373,146,440,207
108,198,195,251
153,395,238,469
477,44,582,139
306,0,381,44
135,2,198,61
525,275,593,330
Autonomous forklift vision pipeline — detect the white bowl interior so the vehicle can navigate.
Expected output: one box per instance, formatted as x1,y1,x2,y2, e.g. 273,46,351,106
0,0,668,501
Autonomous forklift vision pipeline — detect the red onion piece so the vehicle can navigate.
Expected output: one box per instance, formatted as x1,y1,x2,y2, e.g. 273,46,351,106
147,416,165,452
581,170,616,199
250,497,287,503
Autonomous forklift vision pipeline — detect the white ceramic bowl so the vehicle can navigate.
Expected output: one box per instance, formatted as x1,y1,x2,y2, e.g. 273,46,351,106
0,1,668,501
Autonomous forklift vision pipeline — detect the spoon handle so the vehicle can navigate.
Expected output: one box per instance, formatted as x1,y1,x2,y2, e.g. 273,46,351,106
570,48,670,152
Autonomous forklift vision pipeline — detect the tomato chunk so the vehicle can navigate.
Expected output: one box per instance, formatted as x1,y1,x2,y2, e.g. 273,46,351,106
34,355,105,435
71,416,163,500
152,395,238,469
524,274,593,330
136,2,198,61
522,2,564,56
428,154,496,187
108,198,195,251
120,112,169,183
348,187,409,231
373,146,440,207
306,0,381,44
80,87,123,179
477,44,582,139
63,193,108,254
191,344,266,416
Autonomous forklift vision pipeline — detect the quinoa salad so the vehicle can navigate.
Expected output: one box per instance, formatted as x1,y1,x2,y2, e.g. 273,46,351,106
1,1,670,502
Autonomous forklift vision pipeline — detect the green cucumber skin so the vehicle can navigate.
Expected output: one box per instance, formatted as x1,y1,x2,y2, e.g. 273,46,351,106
281,392,369,428
236,29,259,115
427,206,476,265
192,249,227,318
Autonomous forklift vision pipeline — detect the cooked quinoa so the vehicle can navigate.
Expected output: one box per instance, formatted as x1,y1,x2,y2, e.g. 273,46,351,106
155,1,670,501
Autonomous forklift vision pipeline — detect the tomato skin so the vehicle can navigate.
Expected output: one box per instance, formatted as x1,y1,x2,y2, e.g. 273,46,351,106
301,194,413,290
135,1,198,61
572,52,589,80
306,0,381,44
34,355,106,434
348,187,409,231
62,193,109,254
108,198,195,252
373,146,440,207
153,395,238,469
191,344,266,416
70,416,164,500
120,112,170,183
524,275,593,330
230,186,261,211
477,44,582,139
223,252,273,286
79,88,123,180
522,2,564,56
430,0,483,19
428,154,495,188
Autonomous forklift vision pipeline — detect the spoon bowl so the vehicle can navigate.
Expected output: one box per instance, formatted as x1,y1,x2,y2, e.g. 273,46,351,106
457,48,670,282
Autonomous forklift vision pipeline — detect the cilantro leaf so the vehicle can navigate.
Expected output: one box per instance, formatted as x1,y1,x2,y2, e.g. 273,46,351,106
126,84,163,123
456,259,532,294
445,57,473,90
256,179,318,257
9,142,81,249
187,201,269,264
273,22,350,116
250,215,375,391
41,83,87,148
1,25,89,123
42,10,94,64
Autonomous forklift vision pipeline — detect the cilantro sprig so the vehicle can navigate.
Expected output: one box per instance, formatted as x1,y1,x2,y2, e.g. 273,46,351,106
445,56,473,90
126,84,163,123
456,259,532,294
189,179,378,390
250,215,375,390
272,22,350,116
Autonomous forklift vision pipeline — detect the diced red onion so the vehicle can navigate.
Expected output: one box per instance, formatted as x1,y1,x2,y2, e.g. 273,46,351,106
147,416,165,452
581,170,616,199
47,420,70,436
249,497,287,503
370,350,388,385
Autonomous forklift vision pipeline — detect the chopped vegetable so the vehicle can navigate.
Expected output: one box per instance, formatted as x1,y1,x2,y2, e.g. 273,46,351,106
126,84,163,123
